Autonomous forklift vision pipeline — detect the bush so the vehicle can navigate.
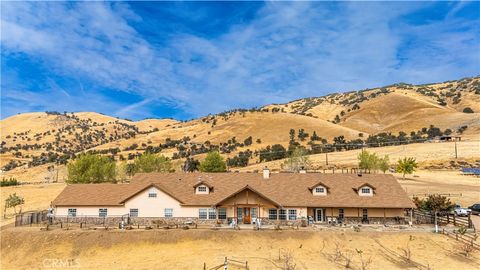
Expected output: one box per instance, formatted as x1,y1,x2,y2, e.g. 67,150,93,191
0,177,19,187
463,107,474,113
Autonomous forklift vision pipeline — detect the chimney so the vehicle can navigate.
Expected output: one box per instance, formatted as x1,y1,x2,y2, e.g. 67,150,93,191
263,166,270,179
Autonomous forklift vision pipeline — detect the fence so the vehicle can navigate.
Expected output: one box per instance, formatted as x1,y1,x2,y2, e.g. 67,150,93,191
412,209,474,230
14,210,49,227
442,229,480,251
204,257,249,270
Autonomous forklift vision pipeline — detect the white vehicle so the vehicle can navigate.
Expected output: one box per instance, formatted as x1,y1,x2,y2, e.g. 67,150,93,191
454,205,472,217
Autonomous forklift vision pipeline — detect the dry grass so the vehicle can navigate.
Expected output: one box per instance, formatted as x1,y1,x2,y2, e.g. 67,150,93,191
1,229,479,269
0,183,65,227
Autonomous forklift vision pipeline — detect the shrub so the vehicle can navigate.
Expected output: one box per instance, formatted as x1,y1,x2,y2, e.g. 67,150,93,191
463,107,474,113
0,177,19,187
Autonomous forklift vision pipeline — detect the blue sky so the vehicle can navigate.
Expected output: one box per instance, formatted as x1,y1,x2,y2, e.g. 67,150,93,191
1,1,479,120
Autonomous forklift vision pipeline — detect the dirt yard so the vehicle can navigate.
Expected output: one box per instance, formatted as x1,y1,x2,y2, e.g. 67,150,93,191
1,228,479,270
0,183,65,227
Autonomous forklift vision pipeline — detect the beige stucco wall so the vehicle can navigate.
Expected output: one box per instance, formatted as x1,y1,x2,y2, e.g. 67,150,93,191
307,207,404,218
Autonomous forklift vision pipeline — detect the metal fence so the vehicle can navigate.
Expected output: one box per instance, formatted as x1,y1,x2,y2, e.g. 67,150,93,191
15,210,49,227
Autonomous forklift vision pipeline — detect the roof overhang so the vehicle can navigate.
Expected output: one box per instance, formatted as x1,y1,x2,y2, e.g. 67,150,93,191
213,185,282,207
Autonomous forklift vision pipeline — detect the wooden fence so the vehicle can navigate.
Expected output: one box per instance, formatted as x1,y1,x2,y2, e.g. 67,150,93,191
204,257,249,270
442,229,480,251
412,209,473,230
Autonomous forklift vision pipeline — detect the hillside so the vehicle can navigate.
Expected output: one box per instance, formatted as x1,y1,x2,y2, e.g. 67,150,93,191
1,76,479,181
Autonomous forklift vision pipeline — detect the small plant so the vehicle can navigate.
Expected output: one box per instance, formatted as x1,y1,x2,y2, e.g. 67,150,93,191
356,249,372,270
0,177,19,187
458,226,467,235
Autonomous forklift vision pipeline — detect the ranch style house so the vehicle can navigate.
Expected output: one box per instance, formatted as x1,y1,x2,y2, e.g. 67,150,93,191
52,169,415,225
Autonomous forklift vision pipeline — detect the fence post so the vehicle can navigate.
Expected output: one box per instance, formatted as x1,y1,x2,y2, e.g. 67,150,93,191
224,257,228,270
468,214,472,228
203,262,206,270
453,214,456,226
245,261,248,270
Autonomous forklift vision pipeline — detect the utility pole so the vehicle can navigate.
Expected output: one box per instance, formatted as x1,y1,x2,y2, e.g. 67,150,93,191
454,141,458,159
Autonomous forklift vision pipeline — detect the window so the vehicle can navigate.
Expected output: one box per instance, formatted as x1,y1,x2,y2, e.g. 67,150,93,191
197,186,207,192
208,208,216,219
338,208,344,219
251,208,257,219
268,209,277,220
99,208,107,217
129,208,138,217
68,208,77,217
362,209,368,219
148,188,157,198
315,187,325,193
361,187,371,194
279,209,287,220
218,208,227,220
164,208,173,218
199,209,207,219
237,208,244,220
288,209,297,220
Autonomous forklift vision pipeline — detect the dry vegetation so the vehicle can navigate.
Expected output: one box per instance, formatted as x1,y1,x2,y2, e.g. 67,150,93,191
1,229,479,269
1,76,479,178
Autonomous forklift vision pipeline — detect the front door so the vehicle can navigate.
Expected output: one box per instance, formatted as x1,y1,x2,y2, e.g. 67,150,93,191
316,208,324,222
244,208,251,224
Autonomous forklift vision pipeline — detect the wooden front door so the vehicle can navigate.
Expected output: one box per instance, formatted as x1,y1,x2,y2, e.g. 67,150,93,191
244,208,251,224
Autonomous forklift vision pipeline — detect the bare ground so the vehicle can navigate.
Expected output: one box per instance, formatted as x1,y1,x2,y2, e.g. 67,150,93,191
1,228,479,270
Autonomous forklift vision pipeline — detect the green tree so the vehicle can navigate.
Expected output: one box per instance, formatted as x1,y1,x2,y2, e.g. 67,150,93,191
199,151,227,172
378,155,390,173
357,150,378,173
134,153,173,173
396,157,418,179
282,147,311,172
116,161,128,183
67,153,116,184
413,195,454,212
4,193,25,216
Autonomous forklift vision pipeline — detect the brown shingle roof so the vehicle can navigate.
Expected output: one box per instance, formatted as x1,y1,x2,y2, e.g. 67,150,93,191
53,173,415,208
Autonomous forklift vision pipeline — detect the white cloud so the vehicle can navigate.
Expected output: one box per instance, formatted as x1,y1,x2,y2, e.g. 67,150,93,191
1,1,478,119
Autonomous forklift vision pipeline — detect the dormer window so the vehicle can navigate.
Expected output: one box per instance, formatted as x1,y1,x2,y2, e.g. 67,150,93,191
196,185,209,194
361,187,370,194
357,184,374,196
312,185,327,196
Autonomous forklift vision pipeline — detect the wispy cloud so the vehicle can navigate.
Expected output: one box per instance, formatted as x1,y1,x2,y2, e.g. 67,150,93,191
1,1,479,120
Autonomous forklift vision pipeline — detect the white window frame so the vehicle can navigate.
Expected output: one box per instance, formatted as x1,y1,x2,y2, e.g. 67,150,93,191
279,209,287,220
164,208,173,218
338,208,344,219
288,209,297,220
99,208,108,217
68,208,77,217
197,186,207,192
315,187,325,193
129,208,138,217
148,188,157,198
199,209,208,219
218,208,227,220
268,209,278,220
362,208,368,219
208,208,216,219
361,187,371,194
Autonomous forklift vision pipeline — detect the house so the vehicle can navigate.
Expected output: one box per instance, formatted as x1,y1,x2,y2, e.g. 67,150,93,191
52,169,415,225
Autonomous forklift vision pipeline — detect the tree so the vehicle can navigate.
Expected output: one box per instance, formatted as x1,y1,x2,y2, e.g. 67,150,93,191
310,131,320,141
134,153,173,173
199,151,227,172
4,193,25,216
243,136,253,146
282,147,311,172
289,129,295,141
67,153,116,184
357,150,378,173
463,107,474,113
413,195,454,212
378,155,390,173
396,157,418,179
183,157,200,172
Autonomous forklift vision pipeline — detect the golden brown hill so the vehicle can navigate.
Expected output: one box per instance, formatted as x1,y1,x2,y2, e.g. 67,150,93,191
1,76,479,180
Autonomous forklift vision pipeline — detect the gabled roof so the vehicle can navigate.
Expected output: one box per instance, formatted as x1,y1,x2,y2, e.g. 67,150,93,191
193,181,213,189
119,183,184,204
308,181,331,191
213,185,282,207
53,173,415,208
